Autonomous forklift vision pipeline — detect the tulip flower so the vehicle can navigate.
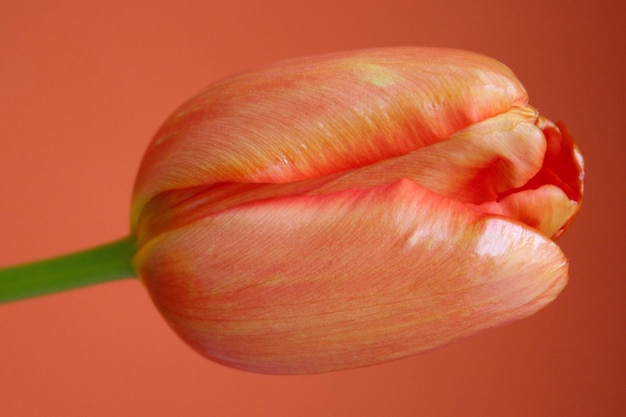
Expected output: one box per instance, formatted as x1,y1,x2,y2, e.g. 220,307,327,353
0,47,583,374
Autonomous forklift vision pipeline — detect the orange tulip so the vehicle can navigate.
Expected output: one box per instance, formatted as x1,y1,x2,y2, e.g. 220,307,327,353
129,47,583,374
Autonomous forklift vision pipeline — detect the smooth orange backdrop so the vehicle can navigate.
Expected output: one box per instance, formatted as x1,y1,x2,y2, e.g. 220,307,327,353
1,1,624,416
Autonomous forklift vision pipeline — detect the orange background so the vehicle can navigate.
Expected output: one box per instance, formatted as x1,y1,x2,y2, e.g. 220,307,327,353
1,1,624,416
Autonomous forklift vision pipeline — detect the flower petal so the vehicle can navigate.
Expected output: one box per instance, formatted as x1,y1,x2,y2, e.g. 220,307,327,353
134,179,568,374
132,47,528,229
477,185,577,238
306,105,546,202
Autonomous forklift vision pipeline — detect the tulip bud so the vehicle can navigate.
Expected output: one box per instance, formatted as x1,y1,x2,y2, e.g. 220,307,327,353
131,47,584,374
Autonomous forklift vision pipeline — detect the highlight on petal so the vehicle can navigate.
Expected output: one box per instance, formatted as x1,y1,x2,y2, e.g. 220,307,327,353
134,180,568,374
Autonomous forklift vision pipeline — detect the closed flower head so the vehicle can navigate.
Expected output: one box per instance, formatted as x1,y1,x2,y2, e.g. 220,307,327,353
130,47,584,374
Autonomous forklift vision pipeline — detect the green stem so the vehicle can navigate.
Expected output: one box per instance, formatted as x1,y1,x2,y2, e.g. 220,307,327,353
0,236,136,303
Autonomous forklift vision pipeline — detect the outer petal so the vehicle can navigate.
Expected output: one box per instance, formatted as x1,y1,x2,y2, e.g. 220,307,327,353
134,180,568,374
131,47,527,229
